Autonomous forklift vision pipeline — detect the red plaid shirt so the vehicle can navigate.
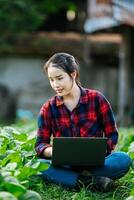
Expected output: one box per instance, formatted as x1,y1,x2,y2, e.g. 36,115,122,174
35,87,118,157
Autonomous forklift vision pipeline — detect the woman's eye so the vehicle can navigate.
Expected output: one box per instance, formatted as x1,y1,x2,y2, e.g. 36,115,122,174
58,77,63,80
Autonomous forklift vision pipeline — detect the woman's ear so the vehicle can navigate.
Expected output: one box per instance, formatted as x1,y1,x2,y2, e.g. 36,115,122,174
71,71,77,80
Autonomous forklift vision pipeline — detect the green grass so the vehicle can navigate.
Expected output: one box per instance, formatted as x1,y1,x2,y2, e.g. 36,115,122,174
31,172,134,200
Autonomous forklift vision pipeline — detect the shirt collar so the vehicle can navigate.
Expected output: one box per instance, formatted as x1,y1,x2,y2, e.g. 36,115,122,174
79,86,89,104
56,95,64,106
55,86,89,107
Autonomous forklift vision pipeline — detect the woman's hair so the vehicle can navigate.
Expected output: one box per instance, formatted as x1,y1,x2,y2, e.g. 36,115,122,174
43,52,81,86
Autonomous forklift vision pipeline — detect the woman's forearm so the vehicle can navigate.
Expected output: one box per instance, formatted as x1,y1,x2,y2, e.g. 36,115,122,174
43,146,52,158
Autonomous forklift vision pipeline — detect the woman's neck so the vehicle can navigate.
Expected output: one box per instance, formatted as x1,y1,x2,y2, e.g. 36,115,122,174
64,82,80,101
63,83,81,111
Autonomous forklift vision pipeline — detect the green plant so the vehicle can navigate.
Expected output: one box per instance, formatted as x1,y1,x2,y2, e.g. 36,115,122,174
0,126,49,200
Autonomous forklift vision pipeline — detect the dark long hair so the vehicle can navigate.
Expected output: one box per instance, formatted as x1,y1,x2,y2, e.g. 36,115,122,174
43,52,81,86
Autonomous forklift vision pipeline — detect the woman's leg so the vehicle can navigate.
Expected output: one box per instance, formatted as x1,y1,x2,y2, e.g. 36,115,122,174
89,151,131,180
38,152,131,188
38,159,80,188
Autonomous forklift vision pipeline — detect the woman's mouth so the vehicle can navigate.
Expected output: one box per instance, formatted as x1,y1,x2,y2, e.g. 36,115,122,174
55,89,63,93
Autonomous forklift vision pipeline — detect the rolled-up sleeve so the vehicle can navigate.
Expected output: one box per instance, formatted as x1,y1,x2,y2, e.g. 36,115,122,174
35,102,52,158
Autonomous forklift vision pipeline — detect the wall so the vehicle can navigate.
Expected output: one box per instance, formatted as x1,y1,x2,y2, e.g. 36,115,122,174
80,64,118,111
0,57,54,119
0,56,118,120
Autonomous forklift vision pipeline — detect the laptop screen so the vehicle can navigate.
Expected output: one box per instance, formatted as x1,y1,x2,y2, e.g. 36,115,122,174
52,137,107,167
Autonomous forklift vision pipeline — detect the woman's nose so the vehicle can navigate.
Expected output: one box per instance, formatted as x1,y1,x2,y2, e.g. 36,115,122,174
53,81,59,88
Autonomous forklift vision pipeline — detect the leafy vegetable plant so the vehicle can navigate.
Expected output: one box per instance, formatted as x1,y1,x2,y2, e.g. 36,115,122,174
0,126,48,200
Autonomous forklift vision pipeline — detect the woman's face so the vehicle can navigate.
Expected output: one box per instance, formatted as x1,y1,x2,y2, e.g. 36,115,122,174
47,65,74,96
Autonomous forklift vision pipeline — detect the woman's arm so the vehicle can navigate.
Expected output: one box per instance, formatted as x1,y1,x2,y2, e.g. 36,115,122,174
97,92,118,155
35,102,52,158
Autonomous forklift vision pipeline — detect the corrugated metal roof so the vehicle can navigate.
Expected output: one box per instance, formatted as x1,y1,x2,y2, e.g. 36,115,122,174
113,0,134,12
84,0,134,33
84,16,119,33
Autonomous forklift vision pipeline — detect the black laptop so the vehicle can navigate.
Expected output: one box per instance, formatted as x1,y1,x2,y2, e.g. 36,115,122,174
52,137,107,167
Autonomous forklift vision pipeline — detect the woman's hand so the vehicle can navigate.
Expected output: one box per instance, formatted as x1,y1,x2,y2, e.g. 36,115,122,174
43,147,52,158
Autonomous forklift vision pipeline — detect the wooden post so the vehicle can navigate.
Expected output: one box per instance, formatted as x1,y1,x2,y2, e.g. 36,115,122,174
118,30,130,126
83,34,91,66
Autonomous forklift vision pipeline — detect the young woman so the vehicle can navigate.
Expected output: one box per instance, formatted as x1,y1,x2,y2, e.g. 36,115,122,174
35,52,131,191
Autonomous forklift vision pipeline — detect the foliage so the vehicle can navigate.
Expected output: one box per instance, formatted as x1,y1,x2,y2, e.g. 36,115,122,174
1,122,134,199
118,127,134,152
0,0,77,48
0,124,48,200
0,0,76,33
112,126,134,200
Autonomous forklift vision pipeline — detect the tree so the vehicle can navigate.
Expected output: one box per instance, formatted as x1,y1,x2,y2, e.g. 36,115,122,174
0,0,76,33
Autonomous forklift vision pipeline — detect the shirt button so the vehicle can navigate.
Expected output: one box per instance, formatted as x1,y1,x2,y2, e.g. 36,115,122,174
70,115,73,120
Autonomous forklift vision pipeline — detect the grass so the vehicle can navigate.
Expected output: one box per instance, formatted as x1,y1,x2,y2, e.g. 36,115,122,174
28,166,134,200
31,174,133,200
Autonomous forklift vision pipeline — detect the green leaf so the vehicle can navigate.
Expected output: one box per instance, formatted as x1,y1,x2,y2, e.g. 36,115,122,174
2,127,18,135
131,188,134,196
126,196,134,200
26,159,49,171
0,192,17,200
3,163,17,171
0,137,9,154
22,150,35,158
20,190,42,200
16,166,35,181
0,129,11,139
16,160,48,181
1,151,22,167
36,161,49,171
130,160,134,170
13,132,28,141
4,182,26,198
0,135,10,141
0,174,4,183
4,176,19,184
21,138,35,151
1,172,12,178
20,180,29,188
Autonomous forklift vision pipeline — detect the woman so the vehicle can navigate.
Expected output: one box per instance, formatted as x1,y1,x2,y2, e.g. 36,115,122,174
35,52,131,191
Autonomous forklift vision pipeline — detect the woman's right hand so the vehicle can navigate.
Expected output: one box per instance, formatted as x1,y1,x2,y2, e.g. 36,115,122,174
43,147,52,158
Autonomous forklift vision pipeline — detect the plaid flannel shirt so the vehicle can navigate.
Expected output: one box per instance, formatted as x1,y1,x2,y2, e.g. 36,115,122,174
35,87,118,157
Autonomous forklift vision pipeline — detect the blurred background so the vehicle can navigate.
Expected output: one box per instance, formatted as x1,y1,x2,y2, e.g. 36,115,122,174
0,0,134,126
